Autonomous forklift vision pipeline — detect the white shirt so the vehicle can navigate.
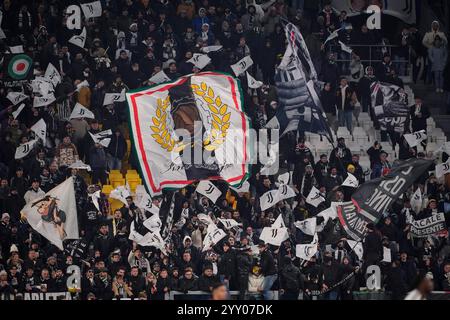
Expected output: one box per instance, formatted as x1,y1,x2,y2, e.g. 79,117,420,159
404,289,426,300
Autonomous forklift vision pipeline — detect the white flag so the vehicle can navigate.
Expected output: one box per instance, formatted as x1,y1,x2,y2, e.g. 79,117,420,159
9,45,24,53
12,103,26,119
201,45,223,53
140,230,167,253
143,214,162,233
347,239,364,260
230,181,250,193
317,206,338,225
76,80,89,92
33,94,56,108
89,190,100,210
295,218,317,236
277,172,290,185
0,28,5,40
31,77,53,96
137,193,160,215
295,234,319,261
31,119,46,141
218,218,240,230
7,92,28,105
44,63,61,87
148,70,171,84
89,129,112,147
188,53,211,70
70,103,95,119
196,181,222,204
342,173,359,188
231,55,253,76
324,28,341,45
272,214,286,228
339,41,353,54
382,246,392,263
277,184,296,201
306,186,325,207
404,130,427,148
436,160,450,178
246,72,263,89
103,89,126,105
410,188,423,214
197,213,214,226
21,177,79,250
110,186,131,205
69,160,92,172
260,189,279,211
68,27,87,48
259,226,289,246
15,139,37,159
203,224,227,252
81,1,102,19
129,221,144,243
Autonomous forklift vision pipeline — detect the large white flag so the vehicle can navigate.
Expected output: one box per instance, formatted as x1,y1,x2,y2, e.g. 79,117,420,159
110,186,131,205
203,224,227,252
188,53,211,70
136,192,160,215
148,70,171,84
44,63,61,88
15,139,38,159
295,217,317,236
196,181,222,204
346,239,363,260
81,1,102,19
89,129,112,147
410,188,423,214
342,173,359,188
70,103,95,119
295,234,318,261
201,45,223,53
7,92,28,105
69,27,87,48
21,177,79,250
33,94,56,108
12,103,26,119
31,119,46,141
231,55,253,76
306,186,325,207
404,130,427,148
103,89,126,105
436,160,450,178
246,72,263,89
218,218,240,229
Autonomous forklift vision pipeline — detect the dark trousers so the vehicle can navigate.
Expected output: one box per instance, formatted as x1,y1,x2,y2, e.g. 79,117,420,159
238,274,248,300
92,168,107,185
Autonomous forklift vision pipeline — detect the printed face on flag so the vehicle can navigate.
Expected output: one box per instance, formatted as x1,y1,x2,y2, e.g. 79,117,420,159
126,72,250,196
21,177,79,250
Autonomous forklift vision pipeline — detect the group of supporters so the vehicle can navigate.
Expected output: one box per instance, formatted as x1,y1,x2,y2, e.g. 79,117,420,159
0,0,449,300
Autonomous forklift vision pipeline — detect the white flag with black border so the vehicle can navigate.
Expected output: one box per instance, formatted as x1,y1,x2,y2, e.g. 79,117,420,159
246,72,263,89
188,53,211,70
103,89,126,105
196,181,222,204
31,119,46,141
306,186,325,207
231,55,253,76
15,139,38,159
44,63,61,88
7,92,28,105
342,173,359,188
69,27,87,48
404,130,427,148
70,103,95,119
148,70,171,84
295,234,319,261
81,1,102,19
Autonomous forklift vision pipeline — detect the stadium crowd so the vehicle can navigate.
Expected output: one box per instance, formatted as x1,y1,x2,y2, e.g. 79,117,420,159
0,0,449,300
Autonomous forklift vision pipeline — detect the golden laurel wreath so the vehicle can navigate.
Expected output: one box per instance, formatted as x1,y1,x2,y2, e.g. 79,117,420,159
150,82,231,152
191,82,231,151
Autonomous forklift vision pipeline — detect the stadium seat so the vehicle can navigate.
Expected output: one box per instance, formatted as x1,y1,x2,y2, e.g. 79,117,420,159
101,185,114,195
108,198,124,213
111,178,125,188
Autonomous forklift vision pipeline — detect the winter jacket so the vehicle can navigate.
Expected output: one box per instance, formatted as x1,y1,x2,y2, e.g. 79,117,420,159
260,250,277,276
